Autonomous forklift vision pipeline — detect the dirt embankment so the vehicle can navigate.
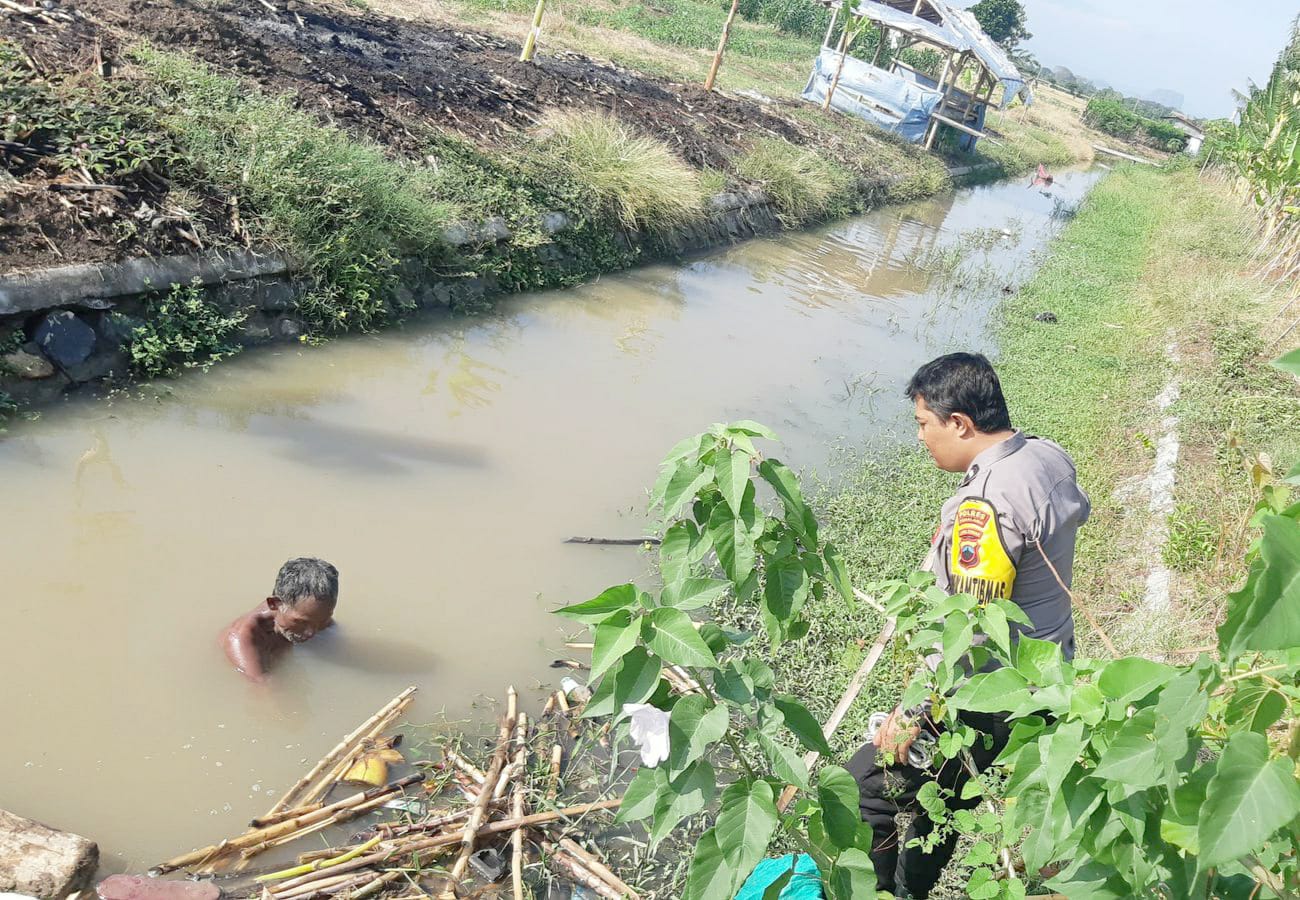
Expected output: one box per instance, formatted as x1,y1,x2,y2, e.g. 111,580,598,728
2,0,835,273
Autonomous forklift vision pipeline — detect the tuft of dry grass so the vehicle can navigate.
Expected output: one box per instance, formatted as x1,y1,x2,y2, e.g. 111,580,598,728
734,137,854,225
531,109,706,230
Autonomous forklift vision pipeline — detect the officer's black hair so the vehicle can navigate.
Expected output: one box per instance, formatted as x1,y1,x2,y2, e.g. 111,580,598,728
905,352,1013,433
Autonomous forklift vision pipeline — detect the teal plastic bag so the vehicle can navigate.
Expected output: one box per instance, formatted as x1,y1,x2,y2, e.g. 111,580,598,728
734,854,824,900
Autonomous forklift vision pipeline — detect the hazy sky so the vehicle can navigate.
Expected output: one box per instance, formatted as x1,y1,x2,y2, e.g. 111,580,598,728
1019,0,1296,118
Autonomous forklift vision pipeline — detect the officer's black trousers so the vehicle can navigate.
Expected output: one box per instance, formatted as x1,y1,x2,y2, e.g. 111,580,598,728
845,711,1012,899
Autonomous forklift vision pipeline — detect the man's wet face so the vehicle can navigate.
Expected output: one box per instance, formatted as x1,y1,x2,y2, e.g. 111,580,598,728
270,595,334,643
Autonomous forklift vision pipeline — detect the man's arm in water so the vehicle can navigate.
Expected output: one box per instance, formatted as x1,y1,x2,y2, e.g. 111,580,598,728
222,617,268,682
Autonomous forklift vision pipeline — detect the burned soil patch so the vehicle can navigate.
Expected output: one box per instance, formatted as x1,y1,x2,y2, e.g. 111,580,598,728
16,0,815,167
1,0,831,272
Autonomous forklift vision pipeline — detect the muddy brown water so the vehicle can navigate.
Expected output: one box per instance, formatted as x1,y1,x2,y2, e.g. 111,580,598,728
0,171,1100,872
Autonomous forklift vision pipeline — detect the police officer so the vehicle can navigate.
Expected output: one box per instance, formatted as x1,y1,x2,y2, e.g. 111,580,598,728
847,352,1090,899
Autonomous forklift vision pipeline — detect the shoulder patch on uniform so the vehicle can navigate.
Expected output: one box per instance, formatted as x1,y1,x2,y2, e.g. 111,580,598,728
950,498,1016,603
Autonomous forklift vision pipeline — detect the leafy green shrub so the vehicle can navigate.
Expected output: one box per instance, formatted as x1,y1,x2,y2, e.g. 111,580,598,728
734,0,832,39
557,422,875,899
127,281,247,377
1142,119,1188,151
1083,96,1141,140
1,40,181,183
532,110,706,231
897,47,944,79
735,138,855,225
1085,96,1188,151
132,46,455,333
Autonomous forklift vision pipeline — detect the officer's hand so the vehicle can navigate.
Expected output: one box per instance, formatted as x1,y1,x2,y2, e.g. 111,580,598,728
874,706,921,764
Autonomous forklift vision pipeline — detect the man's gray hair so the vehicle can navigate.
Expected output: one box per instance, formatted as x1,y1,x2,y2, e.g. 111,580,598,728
273,557,339,606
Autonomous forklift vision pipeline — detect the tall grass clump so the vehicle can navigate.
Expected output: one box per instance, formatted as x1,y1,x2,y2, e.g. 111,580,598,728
1207,17,1300,282
973,119,1075,176
531,110,705,231
734,137,855,225
132,46,455,332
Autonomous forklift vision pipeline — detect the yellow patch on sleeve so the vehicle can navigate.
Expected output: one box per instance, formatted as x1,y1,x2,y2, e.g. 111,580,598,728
949,498,1016,603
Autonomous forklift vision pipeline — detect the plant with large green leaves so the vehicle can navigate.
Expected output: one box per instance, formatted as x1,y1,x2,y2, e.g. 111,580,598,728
556,422,885,899
559,404,1300,899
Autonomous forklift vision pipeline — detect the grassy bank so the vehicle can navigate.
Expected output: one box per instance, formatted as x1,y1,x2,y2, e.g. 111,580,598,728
710,164,1300,895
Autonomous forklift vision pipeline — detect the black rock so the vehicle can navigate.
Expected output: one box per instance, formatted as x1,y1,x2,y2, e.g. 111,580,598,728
1034,311,1059,323
97,312,144,350
34,311,97,367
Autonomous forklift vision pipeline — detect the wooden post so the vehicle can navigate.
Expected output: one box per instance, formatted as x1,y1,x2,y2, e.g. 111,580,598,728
935,49,953,92
925,50,967,149
704,0,741,91
871,23,887,67
822,15,854,111
519,0,547,62
821,4,839,49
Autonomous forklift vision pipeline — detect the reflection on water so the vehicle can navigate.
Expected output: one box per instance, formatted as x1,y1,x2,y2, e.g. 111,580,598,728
0,170,1102,870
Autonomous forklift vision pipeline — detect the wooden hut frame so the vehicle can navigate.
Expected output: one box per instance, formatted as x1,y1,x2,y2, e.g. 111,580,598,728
812,0,1028,150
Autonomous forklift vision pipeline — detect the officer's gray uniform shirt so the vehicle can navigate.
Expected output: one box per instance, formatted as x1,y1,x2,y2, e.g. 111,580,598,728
926,430,1091,660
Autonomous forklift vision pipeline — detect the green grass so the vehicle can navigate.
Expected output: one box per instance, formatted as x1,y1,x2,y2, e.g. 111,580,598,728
969,119,1077,177
133,46,456,332
531,109,707,230
734,137,855,225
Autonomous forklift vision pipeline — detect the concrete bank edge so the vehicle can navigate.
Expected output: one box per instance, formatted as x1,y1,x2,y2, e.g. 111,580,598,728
0,164,997,409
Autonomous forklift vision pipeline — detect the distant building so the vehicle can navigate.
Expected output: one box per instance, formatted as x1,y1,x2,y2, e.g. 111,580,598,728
1162,112,1205,156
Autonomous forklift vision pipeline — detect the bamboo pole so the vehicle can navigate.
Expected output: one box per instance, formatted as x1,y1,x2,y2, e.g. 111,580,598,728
548,848,622,900
777,616,897,813
546,744,562,800
871,24,887,67
263,686,417,819
447,692,516,886
300,703,415,811
251,799,326,830
261,838,382,884
511,713,529,900
822,17,855,112
375,807,475,839
444,748,487,784
519,0,547,62
820,4,839,48
558,838,639,899
925,51,967,149
237,790,404,861
272,799,624,895
704,0,740,92
151,773,424,874
347,870,402,899
271,871,370,900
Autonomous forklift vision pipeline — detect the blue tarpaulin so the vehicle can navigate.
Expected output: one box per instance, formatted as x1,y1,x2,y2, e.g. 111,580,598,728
801,46,941,143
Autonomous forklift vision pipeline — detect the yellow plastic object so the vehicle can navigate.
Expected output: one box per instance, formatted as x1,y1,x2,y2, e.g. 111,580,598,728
340,740,404,788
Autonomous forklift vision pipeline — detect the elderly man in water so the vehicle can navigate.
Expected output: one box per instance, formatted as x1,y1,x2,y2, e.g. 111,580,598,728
222,557,338,681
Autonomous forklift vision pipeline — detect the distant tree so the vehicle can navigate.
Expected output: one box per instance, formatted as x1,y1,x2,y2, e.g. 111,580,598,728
966,0,1031,51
